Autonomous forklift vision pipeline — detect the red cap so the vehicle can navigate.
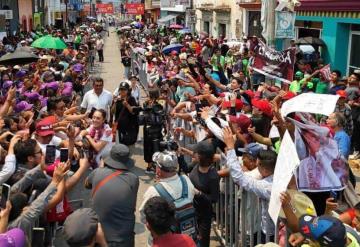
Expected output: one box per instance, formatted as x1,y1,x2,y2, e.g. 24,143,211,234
336,90,347,98
252,99,272,117
244,90,255,99
282,91,296,100
171,50,178,55
222,99,243,111
36,117,55,136
180,47,187,53
229,115,252,133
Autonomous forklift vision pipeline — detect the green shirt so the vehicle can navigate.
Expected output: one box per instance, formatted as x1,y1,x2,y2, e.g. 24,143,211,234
289,79,313,93
313,78,329,94
210,55,225,72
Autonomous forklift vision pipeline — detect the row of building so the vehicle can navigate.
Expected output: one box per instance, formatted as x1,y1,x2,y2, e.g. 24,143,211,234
147,0,360,77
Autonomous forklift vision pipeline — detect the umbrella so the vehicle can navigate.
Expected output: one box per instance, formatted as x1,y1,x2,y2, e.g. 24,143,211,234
31,35,67,50
178,28,192,34
299,45,315,54
0,49,39,66
169,24,184,29
295,37,326,46
134,23,142,29
120,26,131,30
162,44,184,54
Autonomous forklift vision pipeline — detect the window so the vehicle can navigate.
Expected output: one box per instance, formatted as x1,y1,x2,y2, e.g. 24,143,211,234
348,32,360,74
203,21,209,34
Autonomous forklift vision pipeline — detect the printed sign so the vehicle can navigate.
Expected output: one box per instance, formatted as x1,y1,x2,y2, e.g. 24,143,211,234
252,40,296,83
275,11,296,39
125,3,145,15
269,131,300,224
95,3,114,14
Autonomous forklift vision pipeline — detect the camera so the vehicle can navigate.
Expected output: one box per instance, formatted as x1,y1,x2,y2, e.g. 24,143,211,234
153,139,178,152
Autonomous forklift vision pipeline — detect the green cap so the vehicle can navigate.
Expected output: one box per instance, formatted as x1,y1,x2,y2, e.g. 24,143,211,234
295,71,304,78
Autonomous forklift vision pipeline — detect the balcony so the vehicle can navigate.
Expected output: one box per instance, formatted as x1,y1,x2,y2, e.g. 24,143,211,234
237,0,261,9
152,0,160,8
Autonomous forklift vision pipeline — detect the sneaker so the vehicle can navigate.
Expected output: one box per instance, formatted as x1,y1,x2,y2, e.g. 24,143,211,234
145,167,155,174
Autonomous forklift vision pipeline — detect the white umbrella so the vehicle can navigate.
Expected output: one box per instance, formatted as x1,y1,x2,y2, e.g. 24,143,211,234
299,45,315,54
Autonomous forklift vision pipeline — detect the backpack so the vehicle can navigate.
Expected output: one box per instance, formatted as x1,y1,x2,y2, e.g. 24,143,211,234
154,176,197,240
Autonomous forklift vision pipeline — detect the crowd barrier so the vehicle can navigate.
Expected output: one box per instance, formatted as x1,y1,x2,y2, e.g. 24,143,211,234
127,45,289,247
130,49,149,95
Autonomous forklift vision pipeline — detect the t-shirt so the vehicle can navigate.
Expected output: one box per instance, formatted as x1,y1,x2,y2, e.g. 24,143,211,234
37,135,62,159
87,166,139,244
334,130,351,159
189,165,220,214
210,55,225,72
153,233,196,247
313,78,329,94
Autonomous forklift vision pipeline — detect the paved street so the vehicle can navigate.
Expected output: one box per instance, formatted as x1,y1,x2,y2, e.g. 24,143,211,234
55,27,220,246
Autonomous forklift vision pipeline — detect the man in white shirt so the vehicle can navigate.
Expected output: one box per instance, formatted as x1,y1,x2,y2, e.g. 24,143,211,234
96,35,104,62
81,77,113,121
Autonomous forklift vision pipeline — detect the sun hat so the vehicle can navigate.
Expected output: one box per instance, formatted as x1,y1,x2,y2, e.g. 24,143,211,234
103,144,134,170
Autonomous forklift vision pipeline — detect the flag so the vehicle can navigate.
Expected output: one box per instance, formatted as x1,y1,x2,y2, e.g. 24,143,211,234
319,64,331,81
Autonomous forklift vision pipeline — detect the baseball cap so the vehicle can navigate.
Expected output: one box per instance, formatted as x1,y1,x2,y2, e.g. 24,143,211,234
336,90,347,99
0,228,26,247
46,81,59,91
229,114,252,133
188,139,216,157
295,71,304,78
299,214,346,247
2,80,13,89
175,71,190,83
73,63,84,73
24,91,40,101
237,143,263,158
251,99,272,117
222,99,243,111
119,81,130,90
14,101,33,113
152,150,178,172
63,208,99,247
279,189,316,219
36,117,55,136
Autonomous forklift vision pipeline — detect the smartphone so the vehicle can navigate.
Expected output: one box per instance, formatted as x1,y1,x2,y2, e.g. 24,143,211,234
60,148,69,163
330,190,338,202
0,184,10,209
6,132,14,142
45,145,56,165
15,91,20,99
195,102,202,113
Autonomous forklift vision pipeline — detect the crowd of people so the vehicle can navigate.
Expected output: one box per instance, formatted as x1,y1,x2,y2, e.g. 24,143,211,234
0,15,358,247
115,20,360,247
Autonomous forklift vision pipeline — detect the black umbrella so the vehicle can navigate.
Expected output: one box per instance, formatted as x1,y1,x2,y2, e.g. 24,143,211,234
0,49,39,66
295,37,326,46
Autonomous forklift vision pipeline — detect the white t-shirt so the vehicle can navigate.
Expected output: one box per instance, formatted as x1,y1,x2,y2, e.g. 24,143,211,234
36,135,63,159
81,89,113,120
86,124,113,164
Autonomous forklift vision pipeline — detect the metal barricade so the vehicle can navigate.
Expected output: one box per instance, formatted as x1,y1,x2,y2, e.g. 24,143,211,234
130,49,149,94
214,175,290,247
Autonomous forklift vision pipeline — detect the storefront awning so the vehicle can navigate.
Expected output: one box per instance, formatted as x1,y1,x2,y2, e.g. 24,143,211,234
157,14,178,24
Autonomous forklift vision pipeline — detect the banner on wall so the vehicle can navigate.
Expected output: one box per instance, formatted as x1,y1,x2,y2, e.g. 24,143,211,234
252,40,296,84
95,3,114,14
275,11,296,39
160,0,191,8
125,3,145,15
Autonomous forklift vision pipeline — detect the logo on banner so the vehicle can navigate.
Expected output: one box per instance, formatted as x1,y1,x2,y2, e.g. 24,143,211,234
275,11,296,39
252,40,296,83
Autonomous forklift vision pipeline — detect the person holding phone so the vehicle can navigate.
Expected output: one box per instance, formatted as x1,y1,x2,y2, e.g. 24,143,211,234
113,81,139,146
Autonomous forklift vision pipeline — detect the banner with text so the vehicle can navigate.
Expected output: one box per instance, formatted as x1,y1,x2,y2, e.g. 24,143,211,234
95,3,114,14
125,3,145,15
252,40,296,84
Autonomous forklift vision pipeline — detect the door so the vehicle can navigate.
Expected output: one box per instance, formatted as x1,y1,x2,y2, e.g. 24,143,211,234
203,21,210,34
348,32,360,74
248,11,262,38
218,23,226,38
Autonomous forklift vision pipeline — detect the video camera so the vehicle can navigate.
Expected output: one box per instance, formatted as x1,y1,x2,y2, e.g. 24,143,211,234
153,139,178,152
